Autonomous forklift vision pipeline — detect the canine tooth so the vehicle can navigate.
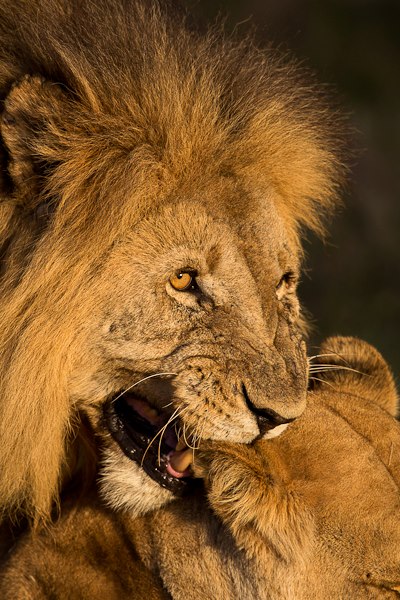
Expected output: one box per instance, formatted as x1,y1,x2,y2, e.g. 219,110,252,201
169,448,192,473
126,396,158,423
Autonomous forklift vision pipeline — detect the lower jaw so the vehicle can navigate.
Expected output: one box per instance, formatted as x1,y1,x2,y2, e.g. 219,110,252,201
103,398,193,496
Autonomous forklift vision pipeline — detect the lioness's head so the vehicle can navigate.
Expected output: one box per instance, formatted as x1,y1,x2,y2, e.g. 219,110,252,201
0,0,345,520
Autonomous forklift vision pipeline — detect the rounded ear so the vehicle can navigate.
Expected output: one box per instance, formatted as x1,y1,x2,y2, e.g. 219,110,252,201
1,75,68,207
311,336,398,416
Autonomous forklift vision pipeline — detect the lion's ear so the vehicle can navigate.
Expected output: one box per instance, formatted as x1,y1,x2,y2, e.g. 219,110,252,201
1,75,68,207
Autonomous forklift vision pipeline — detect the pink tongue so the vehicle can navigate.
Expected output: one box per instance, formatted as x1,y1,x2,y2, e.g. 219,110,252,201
166,450,192,479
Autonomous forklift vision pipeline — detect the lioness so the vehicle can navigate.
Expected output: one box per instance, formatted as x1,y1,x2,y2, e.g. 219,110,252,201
1,0,398,598
1,337,400,598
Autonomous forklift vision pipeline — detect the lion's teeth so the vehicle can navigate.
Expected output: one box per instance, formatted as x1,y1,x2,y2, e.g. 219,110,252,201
168,448,192,474
125,396,158,424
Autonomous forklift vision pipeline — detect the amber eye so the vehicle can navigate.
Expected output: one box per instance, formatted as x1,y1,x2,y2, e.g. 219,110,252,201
169,271,194,291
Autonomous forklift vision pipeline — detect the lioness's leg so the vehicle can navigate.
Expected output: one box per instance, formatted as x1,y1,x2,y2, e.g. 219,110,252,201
193,441,314,565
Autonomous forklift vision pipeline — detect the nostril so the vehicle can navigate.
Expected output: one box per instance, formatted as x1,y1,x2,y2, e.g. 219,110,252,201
255,414,274,437
241,383,295,434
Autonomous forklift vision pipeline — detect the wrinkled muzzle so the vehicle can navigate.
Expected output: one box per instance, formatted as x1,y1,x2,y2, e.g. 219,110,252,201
170,335,308,444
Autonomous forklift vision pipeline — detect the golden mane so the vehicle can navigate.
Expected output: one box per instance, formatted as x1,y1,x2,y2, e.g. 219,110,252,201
0,0,346,522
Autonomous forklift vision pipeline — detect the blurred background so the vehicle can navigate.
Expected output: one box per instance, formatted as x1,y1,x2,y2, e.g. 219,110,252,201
189,0,400,379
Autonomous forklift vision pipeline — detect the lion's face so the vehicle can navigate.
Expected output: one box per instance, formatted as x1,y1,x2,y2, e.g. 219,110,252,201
66,194,307,513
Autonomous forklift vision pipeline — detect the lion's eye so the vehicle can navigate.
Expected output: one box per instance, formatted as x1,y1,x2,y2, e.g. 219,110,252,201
169,271,195,291
276,271,296,298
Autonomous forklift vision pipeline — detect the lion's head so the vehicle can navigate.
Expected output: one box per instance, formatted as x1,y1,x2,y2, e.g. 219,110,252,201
0,0,345,522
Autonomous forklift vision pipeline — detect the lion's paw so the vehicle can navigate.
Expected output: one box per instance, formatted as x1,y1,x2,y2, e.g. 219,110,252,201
193,441,313,563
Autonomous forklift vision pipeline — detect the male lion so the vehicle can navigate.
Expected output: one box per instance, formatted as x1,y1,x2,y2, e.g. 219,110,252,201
0,0,399,598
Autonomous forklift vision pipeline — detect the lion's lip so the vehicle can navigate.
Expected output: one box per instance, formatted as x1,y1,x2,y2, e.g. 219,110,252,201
103,392,193,495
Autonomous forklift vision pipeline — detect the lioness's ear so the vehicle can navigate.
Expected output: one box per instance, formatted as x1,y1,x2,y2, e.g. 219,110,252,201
312,336,398,416
1,75,68,207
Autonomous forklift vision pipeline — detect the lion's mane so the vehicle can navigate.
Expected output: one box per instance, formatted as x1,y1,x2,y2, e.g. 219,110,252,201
0,0,346,523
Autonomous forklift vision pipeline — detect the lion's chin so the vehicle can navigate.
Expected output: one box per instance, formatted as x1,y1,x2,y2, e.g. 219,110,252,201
103,393,193,496
99,448,175,515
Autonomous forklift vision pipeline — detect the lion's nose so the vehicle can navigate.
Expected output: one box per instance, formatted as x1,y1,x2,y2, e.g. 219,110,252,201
241,383,295,436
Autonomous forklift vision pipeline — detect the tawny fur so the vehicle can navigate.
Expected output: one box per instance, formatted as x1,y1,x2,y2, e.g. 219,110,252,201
0,0,346,523
1,337,400,599
3,2,397,599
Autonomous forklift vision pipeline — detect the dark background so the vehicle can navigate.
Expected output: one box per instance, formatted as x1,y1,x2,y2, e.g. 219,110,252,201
189,0,400,379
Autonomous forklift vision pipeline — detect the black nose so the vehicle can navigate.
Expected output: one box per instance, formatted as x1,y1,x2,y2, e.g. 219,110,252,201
241,383,295,436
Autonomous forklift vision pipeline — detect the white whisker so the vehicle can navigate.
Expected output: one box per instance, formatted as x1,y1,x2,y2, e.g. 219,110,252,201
182,422,198,451
161,400,174,409
308,353,343,361
308,352,352,367
308,365,368,376
140,406,181,467
111,372,177,404
141,405,191,467
309,376,337,390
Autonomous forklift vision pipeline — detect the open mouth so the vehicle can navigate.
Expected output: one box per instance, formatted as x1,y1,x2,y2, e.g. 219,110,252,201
103,392,194,495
